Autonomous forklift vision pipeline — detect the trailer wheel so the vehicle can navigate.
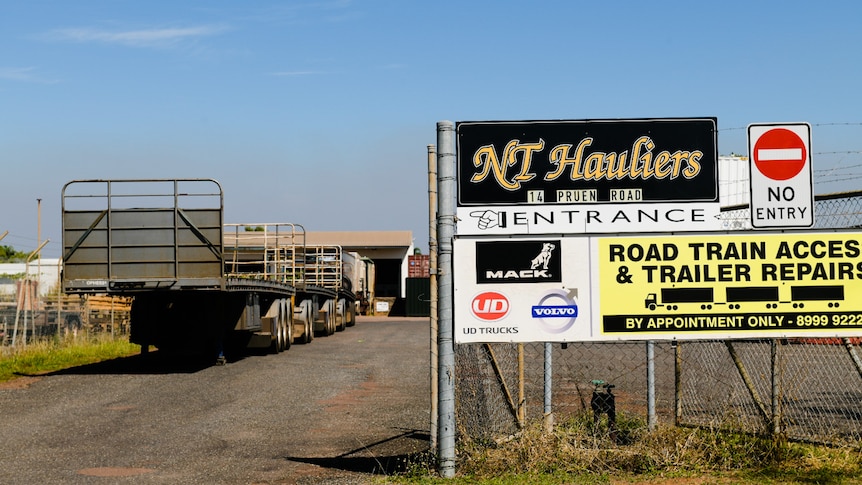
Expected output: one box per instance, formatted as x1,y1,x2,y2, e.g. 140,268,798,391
297,299,314,344
335,299,346,332
271,312,283,354
326,300,336,336
346,300,356,327
270,300,288,354
303,316,314,344
282,299,292,351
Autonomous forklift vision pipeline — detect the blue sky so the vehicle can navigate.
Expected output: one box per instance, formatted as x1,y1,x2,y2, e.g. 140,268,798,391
1,0,861,258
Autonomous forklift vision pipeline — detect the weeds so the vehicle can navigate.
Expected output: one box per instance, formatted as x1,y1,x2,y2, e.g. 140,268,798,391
0,333,139,383
386,412,862,484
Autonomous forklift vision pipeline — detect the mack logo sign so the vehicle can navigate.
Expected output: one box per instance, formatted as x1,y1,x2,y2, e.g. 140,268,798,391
476,240,562,284
455,118,721,235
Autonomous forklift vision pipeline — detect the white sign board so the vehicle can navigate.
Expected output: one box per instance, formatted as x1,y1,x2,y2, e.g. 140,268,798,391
375,300,390,313
748,123,814,228
456,118,722,236
456,203,721,235
454,232,862,343
454,237,595,343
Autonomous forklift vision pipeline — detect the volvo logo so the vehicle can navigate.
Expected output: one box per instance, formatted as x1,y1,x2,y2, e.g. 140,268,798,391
531,289,579,333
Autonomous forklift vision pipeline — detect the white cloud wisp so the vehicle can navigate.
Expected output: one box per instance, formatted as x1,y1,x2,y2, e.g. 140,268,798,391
45,25,229,48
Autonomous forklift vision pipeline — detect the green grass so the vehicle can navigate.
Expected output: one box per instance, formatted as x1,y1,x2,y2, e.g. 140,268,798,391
0,334,141,383
382,414,862,485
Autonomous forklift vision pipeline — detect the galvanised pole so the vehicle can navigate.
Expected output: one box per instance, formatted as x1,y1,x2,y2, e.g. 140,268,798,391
427,144,439,451
543,342,554,433
436,121,456,478
647,340,657,430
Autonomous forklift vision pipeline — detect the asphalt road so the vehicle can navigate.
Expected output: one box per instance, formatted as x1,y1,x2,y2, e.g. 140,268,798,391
0,316,432,484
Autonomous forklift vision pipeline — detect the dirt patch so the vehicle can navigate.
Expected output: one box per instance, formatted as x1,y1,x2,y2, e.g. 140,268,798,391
78,467,156,477
318,376,382,413
0,376,42,390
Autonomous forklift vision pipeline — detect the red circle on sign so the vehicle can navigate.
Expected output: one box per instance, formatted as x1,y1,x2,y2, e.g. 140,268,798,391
471,291,510,321
753,128,807,181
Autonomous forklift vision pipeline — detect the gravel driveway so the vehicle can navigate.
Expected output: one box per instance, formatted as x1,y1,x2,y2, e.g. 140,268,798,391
0,316,431,484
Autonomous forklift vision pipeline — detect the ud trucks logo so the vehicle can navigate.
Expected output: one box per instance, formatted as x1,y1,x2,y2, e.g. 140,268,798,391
476,240,562,284
471,291,510,321
532,288,579,333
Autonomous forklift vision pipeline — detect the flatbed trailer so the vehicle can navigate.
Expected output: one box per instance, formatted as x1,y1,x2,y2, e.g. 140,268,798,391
223,223,358,344
61,179,356,360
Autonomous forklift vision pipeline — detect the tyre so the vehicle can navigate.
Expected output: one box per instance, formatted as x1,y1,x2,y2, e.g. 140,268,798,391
297,299,314,344
270,315,283,354
324,299,336,336
346,299,356,327
302,302,314,344
335,299,346,332
269,299,285,354
282,299,292,351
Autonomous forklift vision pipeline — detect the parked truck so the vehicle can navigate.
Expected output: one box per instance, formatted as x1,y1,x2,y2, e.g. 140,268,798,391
61,179,358,361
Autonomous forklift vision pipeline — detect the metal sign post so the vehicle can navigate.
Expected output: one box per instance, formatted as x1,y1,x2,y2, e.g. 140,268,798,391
436,121,456,478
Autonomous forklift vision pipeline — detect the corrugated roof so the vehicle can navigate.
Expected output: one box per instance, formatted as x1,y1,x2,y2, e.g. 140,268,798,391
305,230,413,248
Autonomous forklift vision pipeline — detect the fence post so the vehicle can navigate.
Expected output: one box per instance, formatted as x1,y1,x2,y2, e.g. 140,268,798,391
674,341,681,426
518,343,525,428
843,338,862,379
543,342,554,433
436,121,456,478
647,340,657,430
725,341,771,426
771,339,781,436
427,144,439,451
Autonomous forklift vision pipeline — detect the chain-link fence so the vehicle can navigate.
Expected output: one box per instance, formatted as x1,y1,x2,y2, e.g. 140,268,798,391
677,338,862,445
0,292,131,346
456,191,862,445
457,341,677,440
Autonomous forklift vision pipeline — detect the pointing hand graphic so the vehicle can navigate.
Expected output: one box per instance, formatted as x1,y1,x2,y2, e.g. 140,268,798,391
469,210,501,230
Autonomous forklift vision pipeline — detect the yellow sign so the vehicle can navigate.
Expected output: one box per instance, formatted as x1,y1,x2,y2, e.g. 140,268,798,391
598,231,862,338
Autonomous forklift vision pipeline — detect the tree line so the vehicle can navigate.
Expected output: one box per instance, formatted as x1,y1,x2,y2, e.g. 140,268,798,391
0,245,30,263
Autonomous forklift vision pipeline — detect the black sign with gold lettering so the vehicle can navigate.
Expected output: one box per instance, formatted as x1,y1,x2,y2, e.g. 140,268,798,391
456,118,718,206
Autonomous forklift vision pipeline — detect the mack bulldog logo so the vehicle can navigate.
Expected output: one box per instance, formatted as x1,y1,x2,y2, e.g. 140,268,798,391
476,240,562,284
530,242,556,270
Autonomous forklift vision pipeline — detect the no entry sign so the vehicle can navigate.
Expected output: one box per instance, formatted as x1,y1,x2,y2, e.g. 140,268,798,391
748,123,814,229
753,128,808,181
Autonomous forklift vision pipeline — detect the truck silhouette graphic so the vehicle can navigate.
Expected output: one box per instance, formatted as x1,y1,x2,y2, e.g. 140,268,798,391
645,288,714,311
726,286,780,309
790,285,844,308
645,285,844,311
